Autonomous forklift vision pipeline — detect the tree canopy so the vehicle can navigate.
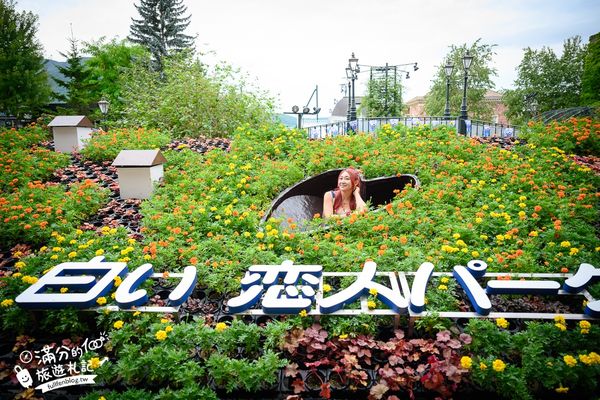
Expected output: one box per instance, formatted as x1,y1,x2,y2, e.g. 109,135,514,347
424,40,497,120
0,0,50,119
361,65,404,117
502,36,588,124
580,33,600,106
117,53,274,138
128,0,195,71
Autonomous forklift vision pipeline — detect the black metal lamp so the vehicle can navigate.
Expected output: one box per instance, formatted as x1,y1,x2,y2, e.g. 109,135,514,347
459,51,473,134
98,98,109,115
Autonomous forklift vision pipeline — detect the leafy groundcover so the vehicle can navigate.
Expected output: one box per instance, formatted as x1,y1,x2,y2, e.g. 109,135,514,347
0,119,599,399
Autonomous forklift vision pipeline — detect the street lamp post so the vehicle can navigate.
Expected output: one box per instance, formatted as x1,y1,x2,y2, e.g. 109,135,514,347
97,97,109,131
443,60,454,119
346,53,360,123
458,51,473,135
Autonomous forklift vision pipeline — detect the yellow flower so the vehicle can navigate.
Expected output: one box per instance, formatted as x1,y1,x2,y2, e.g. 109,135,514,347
453,233,461,239
554,315,566,324
215,322,228,332
155,330,168,341
579,354,592,365
60,287,68,293
560,241,571,248
88,357,101,370
496,318,509,329
256,232,265,239
555,385,569,394
492,359,506,372
95,249,105,256
133,311,141,317
14,261,26,269
555,323,566,331
113,320,124,329
588,352,600,364
299,309,308,317
479,362,487,370
50,254,59,260
96,297,107,306
460,356,472,369
114,276,122,287
367,300,376,309
39,246,48,252
338,334,348,340
68,251,77,258
579,320,591,329
165,325,173,332
22,276,38,285
161,318,169,324
569,248,579,256
437,284,448,291
471,251,480,257
563,355,577,367
1,299,14,307
369,288,378,296
99,396,107,400
440,276,449,284
322,284,332,293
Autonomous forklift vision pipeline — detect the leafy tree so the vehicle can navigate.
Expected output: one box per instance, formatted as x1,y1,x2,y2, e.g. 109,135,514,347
128,0,195,71
53,36,96,115
361,66,404,117
580,32,600,106
83,38,149,121
0,0,50,119
425,40,497,120
503,36,588,123
118,53,274,138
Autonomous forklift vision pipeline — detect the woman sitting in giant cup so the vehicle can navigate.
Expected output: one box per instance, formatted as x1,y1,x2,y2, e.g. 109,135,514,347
323,167,367,218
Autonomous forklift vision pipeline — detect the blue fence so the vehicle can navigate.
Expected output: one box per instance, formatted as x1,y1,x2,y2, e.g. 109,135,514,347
305,117,519,139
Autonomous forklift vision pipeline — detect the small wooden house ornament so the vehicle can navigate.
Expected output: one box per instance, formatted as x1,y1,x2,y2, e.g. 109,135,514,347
112,150,167,199
48,115,94,153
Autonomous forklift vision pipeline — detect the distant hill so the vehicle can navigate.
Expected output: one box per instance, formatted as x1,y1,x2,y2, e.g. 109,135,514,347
44,58,91,104
44,59,68,101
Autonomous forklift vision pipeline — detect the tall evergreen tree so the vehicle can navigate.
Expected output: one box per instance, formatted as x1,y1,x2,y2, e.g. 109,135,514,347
128,0,195,71
53,35,96,115
0,0,50,119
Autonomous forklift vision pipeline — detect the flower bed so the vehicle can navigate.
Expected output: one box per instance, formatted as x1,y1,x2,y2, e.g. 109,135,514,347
0,119,598,399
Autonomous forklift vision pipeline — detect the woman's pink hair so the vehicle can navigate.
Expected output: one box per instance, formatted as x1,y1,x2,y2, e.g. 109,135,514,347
332,167,361,213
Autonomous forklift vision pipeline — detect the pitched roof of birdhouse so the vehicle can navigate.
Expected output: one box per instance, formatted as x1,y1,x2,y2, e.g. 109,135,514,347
112,149,167,167
47,115,94,127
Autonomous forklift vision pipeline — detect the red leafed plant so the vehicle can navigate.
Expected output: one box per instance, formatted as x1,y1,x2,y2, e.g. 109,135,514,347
282,324,471,400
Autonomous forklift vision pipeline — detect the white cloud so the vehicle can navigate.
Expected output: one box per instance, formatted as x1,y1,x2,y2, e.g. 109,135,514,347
15,0,600,114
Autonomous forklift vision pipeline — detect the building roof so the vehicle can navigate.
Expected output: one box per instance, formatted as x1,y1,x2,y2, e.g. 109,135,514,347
331,96,365,117
48,115,94,127
112,150,167,167
405,96,426,105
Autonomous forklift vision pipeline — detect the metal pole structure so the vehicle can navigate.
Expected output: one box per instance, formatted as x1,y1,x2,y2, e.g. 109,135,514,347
350,74,356,121
458,51,473,135
346,81,351,123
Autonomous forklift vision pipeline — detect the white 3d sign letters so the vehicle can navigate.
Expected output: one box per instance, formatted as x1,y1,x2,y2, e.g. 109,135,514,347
14,258,599,319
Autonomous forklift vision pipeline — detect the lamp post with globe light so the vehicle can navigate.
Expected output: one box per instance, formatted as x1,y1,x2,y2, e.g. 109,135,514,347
458,51,473,135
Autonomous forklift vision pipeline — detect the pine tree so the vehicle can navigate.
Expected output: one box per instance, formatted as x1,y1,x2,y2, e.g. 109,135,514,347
128,0,195,71
53,36,96,115
0,0,50,119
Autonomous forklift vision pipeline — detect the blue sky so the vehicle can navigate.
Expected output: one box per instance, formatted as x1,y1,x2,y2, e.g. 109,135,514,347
16,0,600,115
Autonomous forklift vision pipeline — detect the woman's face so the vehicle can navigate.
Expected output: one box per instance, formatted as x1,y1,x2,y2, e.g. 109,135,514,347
338,171,353,191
